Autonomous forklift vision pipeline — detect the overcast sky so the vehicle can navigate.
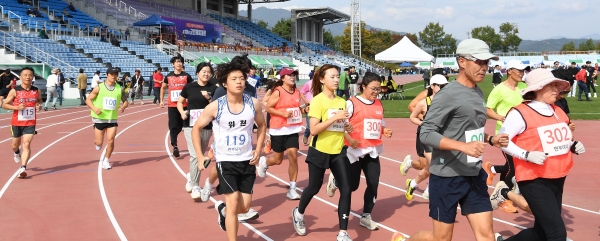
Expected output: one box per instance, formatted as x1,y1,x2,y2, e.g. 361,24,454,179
248,0,597,40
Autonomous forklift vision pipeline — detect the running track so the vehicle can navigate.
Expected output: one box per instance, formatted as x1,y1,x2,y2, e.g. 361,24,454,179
0,93,598,241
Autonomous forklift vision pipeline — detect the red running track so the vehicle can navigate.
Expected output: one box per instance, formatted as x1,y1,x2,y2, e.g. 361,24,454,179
0,95,598,241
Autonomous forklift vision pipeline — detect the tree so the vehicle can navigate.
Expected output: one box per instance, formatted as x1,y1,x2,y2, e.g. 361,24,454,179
578,39,596,51
498,22,522,52
340,21,371,57
470,25,501,52
257,20,269,30
561,41,577,51
323,29,335,49
332,35,343,52
438,34,457,55
271,18,291,40
418,22,446,54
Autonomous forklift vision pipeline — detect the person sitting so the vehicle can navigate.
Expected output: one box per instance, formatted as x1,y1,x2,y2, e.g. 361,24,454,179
32,8,43,18
68,3,77,12
62,8,73,18
27,8,35,17
38,27,49,39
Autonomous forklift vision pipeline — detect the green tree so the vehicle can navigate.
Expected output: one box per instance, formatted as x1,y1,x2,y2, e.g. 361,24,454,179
418,22,446,54
561,41,577,51
498,22,522,52
340,21,370,57
271,18,291,40
596,41,600,51
438,34,457,54
257,20,269,30
470,25,501,52
578,39,596,51
323,29,335,49
332,35,343,52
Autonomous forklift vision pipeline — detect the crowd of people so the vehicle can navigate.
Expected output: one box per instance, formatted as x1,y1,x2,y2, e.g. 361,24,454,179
0,38,587,241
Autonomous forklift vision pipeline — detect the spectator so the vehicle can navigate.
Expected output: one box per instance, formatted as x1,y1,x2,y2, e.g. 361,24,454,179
91,70,101,90
77,68,87,105
567,62,579,97
152,68,163,104
110,34,120,47
38,27,49,39
32,8,42,18
57,69,65,107
93,26,99,37
62,8,73,18
125,28,130,41
575,65,590,101
422,67,431,89
68,2,76,12
27,8,35,17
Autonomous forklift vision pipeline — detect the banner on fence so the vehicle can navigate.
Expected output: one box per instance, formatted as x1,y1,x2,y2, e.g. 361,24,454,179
161,16,223,43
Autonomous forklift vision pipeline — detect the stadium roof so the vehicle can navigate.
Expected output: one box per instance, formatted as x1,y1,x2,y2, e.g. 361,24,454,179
237,0,291,3
293,7,350,25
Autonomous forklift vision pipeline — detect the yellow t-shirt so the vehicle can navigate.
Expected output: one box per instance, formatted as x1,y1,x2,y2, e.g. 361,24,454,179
486,82,525,134
308,93,347,154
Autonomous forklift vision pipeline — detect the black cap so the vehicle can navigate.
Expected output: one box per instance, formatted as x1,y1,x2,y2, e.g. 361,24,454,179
106,67,120,74
431,68,447,76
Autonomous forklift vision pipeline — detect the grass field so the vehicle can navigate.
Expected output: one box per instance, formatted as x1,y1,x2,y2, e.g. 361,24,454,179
382,75,600,120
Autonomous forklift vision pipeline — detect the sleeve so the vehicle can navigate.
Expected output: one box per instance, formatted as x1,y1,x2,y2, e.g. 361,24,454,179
187,74,194,83
486,87,501,110
162,75,168,84
346,100,354,118
308,97,321,119
499,109,528,159
180,84,189,99
418,91,453,149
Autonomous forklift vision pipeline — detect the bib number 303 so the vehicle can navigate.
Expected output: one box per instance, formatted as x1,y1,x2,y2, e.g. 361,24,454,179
18,107,35,121
537,122,572,157
464,127,485,163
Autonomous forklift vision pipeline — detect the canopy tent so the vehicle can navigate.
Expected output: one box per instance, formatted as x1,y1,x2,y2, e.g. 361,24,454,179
375,36,434,63
132,14,175,26
398,62,413,67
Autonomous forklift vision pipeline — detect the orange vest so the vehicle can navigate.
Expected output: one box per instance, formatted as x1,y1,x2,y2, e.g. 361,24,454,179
269,86,302,129
345,97,384,148
511,103,573,182
11,86,39,126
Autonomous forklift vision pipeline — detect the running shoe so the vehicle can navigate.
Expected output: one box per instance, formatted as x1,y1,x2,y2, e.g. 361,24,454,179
13,151,21,163
490,181,507,210
52,105,56,110
172,146,180,158
185,172,193,193
302,136,308,145
483,162,494,186
44,107,47,111
17,167,27,179
238,208,259,221
201,178,212,202
287,187,301,200
95,144,101,151
292,207,306,236
215,201,226,231
191,186,202,200
423,184,429,200
257,156,268,178
405,179,415,201
359,213,378,230
494,233,503,241
511,176,520,195
263,139,271,154
336,231,353,241
326,173,337,197
499,200,518,213
102,159,112,170
399,155,411,176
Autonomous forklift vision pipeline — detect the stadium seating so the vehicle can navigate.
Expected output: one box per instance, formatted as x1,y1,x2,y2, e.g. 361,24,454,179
208,13,292,48
299,41,333,53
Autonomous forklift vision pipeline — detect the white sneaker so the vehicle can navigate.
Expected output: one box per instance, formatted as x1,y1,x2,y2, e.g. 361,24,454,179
101,160,112,170
292,207,306,236
423,184,429,200
399,155,411,176
95,144,101,151
359,213,378,230
490,181,508,210
326,173,337,197
511,176,520,195
238,208,259,221
257,156,268,178
13,152,21,164
191,186,202,200
201,178,212,202
17,167,27,179
495,233,503,241
185,172,193,193
595,93,597,98
287,187,301,200
336,231,353,241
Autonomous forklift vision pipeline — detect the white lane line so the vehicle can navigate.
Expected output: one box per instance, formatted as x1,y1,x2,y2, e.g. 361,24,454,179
0,105,90,121
112,151,166,154
164,131,274,241
0,109,93,129
98,112,165,241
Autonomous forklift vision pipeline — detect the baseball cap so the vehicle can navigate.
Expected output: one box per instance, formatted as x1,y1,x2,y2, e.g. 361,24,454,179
430,74,448,85
506,59,530,71
106,67,120,74
279,68,299,77
456,39,499,61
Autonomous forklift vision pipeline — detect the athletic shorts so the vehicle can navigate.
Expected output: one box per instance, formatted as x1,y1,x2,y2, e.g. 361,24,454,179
270,133,299,153
94,123,118,131
305,146,347,169
429,169,492,223
11,125,35,138
216,161,256,195
415,126,432,157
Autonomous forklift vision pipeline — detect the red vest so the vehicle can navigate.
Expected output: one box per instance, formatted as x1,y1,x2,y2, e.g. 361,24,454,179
11,86,39,126
167,74,189,108
511,103,573,182
269,86,302,129
345,97,384,148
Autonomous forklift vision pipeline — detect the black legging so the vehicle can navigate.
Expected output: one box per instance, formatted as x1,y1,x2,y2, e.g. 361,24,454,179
505,177,566,241
586,79,596,95
298,151,351,230
349,155,380,214
492,152,516,190
168,107,184,146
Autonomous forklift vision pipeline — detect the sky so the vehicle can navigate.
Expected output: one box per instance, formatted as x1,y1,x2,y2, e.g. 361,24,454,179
246,0,598,40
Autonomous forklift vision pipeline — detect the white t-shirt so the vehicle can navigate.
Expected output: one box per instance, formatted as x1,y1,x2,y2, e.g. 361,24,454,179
46,74,59,88
92,75,100,89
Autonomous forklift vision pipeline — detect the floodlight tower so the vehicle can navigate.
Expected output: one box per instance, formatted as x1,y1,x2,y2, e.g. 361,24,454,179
350,0,361,57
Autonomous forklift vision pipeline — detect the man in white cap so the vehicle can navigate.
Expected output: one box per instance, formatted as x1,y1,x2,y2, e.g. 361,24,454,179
396,38,509,241
44,68,60,111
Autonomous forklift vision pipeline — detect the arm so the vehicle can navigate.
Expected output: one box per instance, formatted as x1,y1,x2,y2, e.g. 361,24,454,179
486,108,505,122
86,86,102,115
299,91,309,105
408,90,427,119
36,90,42,111
1,89,23,111
251,98,267,164
265,90,290,117
177,96,188,120
159,82,167,107
499,110,529,159
192,101,218,169
309,110,348,136
262,89,272,107
409,100,425,126
119,88,129,112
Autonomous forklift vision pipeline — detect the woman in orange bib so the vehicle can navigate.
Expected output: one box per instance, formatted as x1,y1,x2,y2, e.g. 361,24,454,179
496,69,586,241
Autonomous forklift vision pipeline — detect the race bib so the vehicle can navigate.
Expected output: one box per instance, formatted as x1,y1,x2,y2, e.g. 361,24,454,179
189,109,204,127
18,107,35,121
363,119,381,139
537,122,572,157
247,78,257,87
218,131,250,155
464,127,485,163
286,107,302,125
170,90,181,102
103,97,117,110
326,108,345,132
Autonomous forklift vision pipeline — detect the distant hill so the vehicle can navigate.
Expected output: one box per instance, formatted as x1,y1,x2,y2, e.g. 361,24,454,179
518,38,600,52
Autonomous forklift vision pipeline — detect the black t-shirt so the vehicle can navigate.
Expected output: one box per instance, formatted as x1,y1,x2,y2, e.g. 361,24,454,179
209,77,218,85
180,81,217,128
554,98,570,115
0,75,12,95
586,67,595,81
212,81,256,100
349,73,359,84
132,75,144,88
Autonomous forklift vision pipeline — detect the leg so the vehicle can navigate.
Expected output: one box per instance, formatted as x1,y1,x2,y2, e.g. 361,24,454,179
415,152,431,184
44,88,53,107
465,212,494,241
80,89,87,104
11,136,22,153
94,127,106,147
223,191,242,241
329,153,352,231
461,169,495,241
507,192,531,214
362,155,380,214
183,128,201,187
19,134,34,166
286,148,298,182
168,107,183,147
57,87,63,106
103,126,118,159
298,161,326,214
348,158,362,192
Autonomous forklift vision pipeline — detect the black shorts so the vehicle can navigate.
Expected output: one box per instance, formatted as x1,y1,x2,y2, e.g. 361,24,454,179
253,123,258,130
306,146,347,169
216,161,256,195
415,126,432,157
429,169,492,223
270,133,299,153
11,125,35,138
94,123,118,130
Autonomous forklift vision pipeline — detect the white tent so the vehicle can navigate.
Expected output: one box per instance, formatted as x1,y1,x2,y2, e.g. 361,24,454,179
375,36,435,63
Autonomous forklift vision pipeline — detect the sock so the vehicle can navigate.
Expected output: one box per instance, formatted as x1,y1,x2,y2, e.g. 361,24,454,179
95,144,101,151
500,188,510,200
205,178,213,189
490,166,497,174
338,230,347,236
295,208,304,218
410,179,417,188
220,206,226,217
104,158,109,163
21,165,26,169
289,182,296,189
14,149,20,155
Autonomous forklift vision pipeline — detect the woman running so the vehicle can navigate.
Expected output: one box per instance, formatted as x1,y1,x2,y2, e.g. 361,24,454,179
291,64,354,241
495,69,585,241
179,62,217,200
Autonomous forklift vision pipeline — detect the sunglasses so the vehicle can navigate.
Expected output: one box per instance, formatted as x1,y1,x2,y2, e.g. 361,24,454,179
460,56,490,66
433,84,447,89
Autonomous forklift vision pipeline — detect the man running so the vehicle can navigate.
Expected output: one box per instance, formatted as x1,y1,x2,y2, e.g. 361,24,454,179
160,55,194,157
86,67,129,170
2,67,42,178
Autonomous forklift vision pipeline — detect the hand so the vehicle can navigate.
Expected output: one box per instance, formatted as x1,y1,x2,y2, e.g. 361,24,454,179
334,110,349,121
347,138,360,149
383,128,393,138
461,141,486,158
500,116,506,122
571,141,585,155
159,101,164,108
305,105,310,113
249,150,260,165
180,112,188,120
93,107,102,115
569,122,575,132
198,158,209,171
16,103,25,111
201,91,210,100
492,134,509,148
36,104,42,111
119,107,125,113
283,111,292,118
344,122,353,133
525,151,547,165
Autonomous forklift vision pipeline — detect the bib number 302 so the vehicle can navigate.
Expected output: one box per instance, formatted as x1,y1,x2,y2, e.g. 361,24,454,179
464,127,485,163
363,119,381,139
537,122,572,157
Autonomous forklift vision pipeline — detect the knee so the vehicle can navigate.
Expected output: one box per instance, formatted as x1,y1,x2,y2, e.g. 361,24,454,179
22,140,31,149
272,157,283,166
106,138,115,145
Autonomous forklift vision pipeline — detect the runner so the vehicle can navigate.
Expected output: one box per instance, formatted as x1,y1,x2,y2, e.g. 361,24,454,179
160,55,194,158
395,38,508,241
190,56,266,241
256,67,303,200
299,72,315,145
325,72,393,231
291,64,354,241
1,67,42,178
86,67,129,170
178,62,217,200
403,74,448,201
494,69,585,241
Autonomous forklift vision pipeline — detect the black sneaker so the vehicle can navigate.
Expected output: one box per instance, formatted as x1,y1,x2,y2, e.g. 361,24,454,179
44,107,48,111
52,105,56,110
173,146,180,158
215,201,226,231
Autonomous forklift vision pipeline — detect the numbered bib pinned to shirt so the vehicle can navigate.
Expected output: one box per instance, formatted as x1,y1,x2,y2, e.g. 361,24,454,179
218,131,250,155
364,119,381,139
103,97,117,110
326,108,345,132
465,127,485,163
537,122,572,157
18,107,35,121
189,109,204,127
170,90,181,102
286,107,302,125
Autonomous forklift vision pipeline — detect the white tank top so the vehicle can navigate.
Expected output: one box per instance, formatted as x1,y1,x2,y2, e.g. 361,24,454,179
212,94,256,162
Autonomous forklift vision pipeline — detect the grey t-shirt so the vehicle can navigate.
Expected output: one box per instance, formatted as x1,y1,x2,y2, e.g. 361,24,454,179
419,80,487,177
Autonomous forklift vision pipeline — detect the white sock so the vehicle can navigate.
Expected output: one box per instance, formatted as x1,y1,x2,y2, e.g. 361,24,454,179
410,179,417,188
289,182,296,189
104,158,109,163
220,206,226,217
205,178,213,189
490,166,497,174
295,208,304,218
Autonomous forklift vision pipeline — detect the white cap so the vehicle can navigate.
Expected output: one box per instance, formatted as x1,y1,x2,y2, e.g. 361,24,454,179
506,59,530,70
456,39,499,61
430,74,448,85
